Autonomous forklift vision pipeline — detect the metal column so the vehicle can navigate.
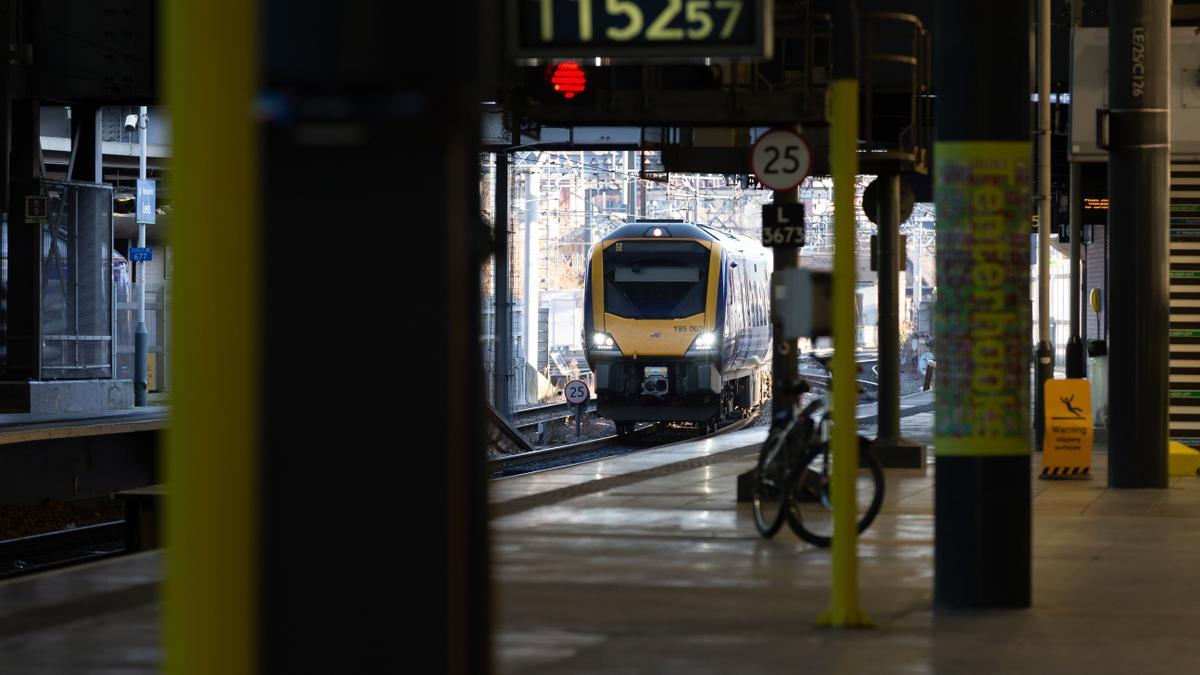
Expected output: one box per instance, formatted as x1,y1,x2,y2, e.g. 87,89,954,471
933,0,1032,609
626,151,637,219
913,218,921,330
1034,0,1054,453
494,151,511,418
877,175,900,437
771,186,799,412
1108,0,1170,488
1066,161,1086,377
134,107,149,406
871,174,922,467
68,106,103,183
523,168,541,400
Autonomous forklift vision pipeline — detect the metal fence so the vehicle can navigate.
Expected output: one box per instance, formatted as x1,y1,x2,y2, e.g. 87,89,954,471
1032,269,1073,370
116,281,170,391
40,181,114,379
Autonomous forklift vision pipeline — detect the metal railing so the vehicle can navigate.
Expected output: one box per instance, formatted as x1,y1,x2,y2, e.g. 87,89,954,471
117,282,170,391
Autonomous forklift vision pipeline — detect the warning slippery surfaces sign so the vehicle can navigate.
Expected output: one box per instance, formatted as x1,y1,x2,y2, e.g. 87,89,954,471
1041,379,1093,477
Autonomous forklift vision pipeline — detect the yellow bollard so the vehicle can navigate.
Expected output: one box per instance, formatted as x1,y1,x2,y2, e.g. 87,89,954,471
817,77,873,628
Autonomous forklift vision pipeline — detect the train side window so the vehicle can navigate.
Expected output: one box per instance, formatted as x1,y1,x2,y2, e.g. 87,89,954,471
759,275,767,326
751,277,759,326
741,265,750,329
753,276,763,324
754,279,762,326
757,279,763,326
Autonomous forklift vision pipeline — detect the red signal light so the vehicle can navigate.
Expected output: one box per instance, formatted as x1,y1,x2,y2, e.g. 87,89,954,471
550,61,586,99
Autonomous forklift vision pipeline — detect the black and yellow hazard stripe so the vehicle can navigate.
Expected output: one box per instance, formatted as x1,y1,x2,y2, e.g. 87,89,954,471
165,0,259,673
1040,466,1092,478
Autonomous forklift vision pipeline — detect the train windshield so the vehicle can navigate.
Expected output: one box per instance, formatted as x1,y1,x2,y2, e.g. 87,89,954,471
602,240,710,319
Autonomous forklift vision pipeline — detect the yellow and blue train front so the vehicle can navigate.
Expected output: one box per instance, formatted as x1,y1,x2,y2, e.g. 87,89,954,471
584,235,725,423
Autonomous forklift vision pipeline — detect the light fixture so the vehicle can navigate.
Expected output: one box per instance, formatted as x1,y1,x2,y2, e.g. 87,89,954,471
549,61,586,99
687,332,720,354
591,332,620,352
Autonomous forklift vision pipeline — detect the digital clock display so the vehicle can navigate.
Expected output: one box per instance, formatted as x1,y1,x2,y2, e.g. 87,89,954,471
513,0,771,58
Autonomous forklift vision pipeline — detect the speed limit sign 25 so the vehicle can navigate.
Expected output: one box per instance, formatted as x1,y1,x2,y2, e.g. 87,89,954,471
565,379,590,405
750,129,812,192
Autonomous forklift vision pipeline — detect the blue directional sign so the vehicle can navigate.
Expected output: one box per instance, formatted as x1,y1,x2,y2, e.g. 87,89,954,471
136,179,156,224
130,247,152,262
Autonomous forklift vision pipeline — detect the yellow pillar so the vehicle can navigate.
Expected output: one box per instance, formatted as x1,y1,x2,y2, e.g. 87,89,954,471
164,0,259,672
819,77,872,628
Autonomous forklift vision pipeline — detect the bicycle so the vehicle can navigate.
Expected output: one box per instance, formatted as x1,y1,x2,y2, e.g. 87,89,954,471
751,354,885,546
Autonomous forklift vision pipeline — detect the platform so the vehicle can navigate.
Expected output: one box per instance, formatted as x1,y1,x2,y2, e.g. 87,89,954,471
0,379,134,414
492,408,1200,673
4,399,1195,673
0,407,167,503
0,407,167,444
0,551,160,673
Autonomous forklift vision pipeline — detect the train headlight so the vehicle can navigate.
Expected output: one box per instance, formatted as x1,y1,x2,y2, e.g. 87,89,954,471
687,332,720,354
591,332,620,352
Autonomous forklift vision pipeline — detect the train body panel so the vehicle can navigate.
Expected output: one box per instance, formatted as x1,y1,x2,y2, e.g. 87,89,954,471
601,312,708,357
583,221,772,424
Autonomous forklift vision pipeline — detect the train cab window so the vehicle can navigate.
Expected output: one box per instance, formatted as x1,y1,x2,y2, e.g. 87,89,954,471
603,240,710,319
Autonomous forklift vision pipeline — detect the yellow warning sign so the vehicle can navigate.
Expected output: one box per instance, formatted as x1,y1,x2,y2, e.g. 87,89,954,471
1042,379,1093,477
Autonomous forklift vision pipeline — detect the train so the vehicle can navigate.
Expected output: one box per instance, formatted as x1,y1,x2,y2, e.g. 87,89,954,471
582,220,773,433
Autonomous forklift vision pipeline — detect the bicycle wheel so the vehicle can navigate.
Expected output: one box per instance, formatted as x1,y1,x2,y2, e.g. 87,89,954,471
751,426,794,538
785,436,885,547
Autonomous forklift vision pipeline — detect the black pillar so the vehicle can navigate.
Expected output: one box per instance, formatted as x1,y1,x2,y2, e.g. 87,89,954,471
0,29,11,373
877,175,900,436
261,1,488,673
1108,0,1169,488
69,105,103,183
1066,161,1086,378
933,2,1031,609
6,100,41,380
771,186,799,411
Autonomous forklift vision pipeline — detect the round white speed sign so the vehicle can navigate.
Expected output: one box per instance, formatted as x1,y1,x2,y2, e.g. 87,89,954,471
750,129,812,191
565,379,590,405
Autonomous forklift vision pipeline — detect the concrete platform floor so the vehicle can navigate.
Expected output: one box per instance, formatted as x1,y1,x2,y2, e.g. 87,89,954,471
492,418,1200,674
0,551,160,674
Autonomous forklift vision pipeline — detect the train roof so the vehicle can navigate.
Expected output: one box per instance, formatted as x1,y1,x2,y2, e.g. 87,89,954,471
602,221,763,252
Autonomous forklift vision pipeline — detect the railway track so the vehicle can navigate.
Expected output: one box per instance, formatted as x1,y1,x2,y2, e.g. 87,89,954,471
0,521,126,580
490,414,757,479
493,351,881,478
510,400,597,431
